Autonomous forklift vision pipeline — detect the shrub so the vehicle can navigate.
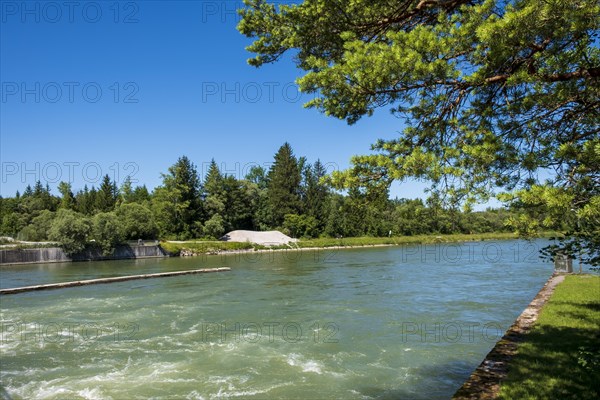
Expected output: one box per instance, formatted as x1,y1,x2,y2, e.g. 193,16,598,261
283,214,319,238
17,210,55,241
48,209,92,255
204,214,225,239
92,212,124,256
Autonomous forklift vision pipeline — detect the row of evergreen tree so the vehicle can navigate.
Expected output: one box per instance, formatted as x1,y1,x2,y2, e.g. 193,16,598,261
0,143,519,251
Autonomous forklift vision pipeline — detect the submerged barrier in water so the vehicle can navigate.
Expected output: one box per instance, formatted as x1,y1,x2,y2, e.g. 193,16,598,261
0,267,231,295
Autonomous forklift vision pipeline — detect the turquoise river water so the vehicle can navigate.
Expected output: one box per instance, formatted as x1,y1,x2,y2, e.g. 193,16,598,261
1,239,555,399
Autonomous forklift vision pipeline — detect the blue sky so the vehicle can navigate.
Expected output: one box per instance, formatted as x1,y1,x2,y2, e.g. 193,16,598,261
0,0,431,200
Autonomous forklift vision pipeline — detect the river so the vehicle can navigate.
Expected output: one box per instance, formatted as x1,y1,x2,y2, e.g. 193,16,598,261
1,239,554,399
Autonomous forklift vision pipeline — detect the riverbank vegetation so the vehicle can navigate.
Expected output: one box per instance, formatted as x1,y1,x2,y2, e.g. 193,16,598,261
160,240,262,255
0,143,561,256
498,275,600,399
296,232,533,249
161,232,541,256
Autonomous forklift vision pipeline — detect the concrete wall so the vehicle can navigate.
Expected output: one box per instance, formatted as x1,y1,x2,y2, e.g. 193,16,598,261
0,245,168,265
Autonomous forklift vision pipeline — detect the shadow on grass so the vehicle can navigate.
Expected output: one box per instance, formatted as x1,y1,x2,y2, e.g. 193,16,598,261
498,324,600,400
551,300,600,311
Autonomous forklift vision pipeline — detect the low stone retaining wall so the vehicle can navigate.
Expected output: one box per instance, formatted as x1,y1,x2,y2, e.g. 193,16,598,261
0,245,168,265
452,273,566,399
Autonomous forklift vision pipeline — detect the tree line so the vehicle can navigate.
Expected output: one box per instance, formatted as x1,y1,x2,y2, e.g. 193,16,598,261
0,143,547,255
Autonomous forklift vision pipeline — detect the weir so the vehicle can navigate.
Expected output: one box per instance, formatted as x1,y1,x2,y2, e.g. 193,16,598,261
0,267,231,295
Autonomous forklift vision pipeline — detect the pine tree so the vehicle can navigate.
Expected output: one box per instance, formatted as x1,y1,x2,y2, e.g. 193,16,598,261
23,185,33,197
204,159,225,219
75,186,97,215
239,0,600,263
154,156,203,238
266,143,302,227
96,175,117,212
222,175,254,231
131,185,150,203
303,159,330,228
33,181,44,197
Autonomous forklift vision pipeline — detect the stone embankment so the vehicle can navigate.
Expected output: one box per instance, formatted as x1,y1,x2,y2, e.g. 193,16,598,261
0,244,168,265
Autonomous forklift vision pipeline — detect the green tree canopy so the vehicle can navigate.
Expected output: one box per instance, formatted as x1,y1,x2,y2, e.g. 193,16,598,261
18,210,55,241
116,203,158,240
92,212,123,256
48,209,92,255
239,0,600,264
57,181,75,210
245,165,268,189
204,214,225,239
119,177,150,205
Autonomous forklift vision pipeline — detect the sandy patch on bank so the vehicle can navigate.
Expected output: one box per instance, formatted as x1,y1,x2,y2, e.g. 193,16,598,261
220,230,298,246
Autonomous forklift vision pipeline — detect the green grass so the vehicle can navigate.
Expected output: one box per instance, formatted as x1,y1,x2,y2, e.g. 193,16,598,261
297,232,523,248
7,243,60,250
498,275,600,400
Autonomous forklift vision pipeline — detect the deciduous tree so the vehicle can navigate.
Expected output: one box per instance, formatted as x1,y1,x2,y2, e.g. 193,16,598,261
48,209,92,255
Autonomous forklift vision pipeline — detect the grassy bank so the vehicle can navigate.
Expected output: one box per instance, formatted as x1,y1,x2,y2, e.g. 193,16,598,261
296,232,528,248
498,275,600,400
160,240,266,255
162,232,557,255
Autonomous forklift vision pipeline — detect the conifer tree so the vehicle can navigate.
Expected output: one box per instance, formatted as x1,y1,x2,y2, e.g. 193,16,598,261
266,143,302,227
153,156,203,238
204,159,225,219
96,175,118,212
303,160,330,226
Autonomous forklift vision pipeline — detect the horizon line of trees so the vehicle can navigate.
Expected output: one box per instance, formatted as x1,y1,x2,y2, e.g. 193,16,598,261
0,143,552,255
